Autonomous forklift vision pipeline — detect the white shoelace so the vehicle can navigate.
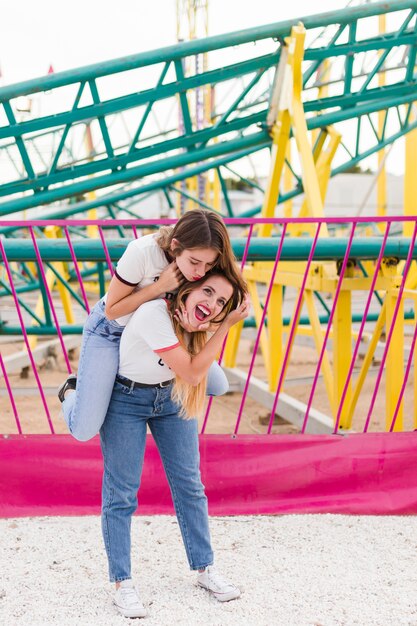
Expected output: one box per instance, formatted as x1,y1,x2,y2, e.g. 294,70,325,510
205,568,235,592
119,586,142,608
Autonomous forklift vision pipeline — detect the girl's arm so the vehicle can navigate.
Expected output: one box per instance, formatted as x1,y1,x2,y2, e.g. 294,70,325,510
105,262,183,320
159,298,249,386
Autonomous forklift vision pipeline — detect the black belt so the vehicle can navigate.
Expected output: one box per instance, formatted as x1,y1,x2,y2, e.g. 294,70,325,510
116,375,173,389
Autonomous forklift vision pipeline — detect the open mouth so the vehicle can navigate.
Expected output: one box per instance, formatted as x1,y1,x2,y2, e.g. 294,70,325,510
194,304,211,322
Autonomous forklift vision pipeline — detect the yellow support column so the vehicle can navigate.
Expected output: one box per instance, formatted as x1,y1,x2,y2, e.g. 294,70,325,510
304,289,334,413
292,126,341,235
290,26,328,236
332,263,353,428
414,309,417,429
268,284,283,391
283,142,293,218
258,118,291,237
404,86,417,233
385,288,404,431
346,302,386,429
404,114,417,299
258,36,292,237
246,280,271,383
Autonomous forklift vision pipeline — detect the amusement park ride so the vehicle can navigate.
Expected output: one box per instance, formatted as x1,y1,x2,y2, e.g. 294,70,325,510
2,0,417,436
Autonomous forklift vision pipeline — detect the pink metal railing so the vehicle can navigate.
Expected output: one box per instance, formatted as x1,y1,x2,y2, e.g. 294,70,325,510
29,227,72,374
364,222,417,432
1,215,417,436
234,222,288,435
301,223,357,433
333,222,391,433
0,236,55,432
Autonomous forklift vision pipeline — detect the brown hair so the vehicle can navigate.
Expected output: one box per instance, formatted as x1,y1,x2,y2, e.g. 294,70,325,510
156,209,243,290
168,270,247,419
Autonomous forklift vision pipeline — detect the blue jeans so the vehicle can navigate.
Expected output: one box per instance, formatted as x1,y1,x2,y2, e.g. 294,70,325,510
62,299,229,441
100,379,214,582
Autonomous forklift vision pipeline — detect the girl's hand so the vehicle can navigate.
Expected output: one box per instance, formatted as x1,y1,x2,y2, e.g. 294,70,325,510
157,262,184,294
225,295,251,328
174,303,211,332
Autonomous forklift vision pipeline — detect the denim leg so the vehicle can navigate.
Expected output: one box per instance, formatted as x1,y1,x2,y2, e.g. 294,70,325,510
206,361,229,396
61,300,123,441
149,398,214,570
100,383,150,582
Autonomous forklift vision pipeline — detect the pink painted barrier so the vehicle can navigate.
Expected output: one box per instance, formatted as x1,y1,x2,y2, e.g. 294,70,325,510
2,216,417,517
1,432,417,517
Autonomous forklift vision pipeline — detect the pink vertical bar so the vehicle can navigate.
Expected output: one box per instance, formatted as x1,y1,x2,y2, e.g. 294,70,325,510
29,227,72,374
234,223,288,436
301,222,357,434
131,225,138,239
363,221,417,433
201,223,254,434
333,221,391,433
98,226,115,276
0,237,55,433
63,226,90,315
0,351,22,434
265,222,322,434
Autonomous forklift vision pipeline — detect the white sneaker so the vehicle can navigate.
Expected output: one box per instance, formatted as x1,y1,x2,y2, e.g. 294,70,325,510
114,579,147,618
197,566,241,602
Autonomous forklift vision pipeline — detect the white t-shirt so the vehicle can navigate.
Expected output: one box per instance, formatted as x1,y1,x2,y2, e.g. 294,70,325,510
103,233,171,326
119,299,180,384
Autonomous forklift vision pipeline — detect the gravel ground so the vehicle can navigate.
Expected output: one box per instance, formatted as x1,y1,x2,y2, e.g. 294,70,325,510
1,514,417,626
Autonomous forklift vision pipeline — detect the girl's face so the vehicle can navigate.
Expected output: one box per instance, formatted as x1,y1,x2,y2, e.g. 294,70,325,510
184,275,233,329
172,240,218,281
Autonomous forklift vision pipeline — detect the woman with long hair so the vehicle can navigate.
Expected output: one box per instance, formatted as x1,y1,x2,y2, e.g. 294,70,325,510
59,209,243,441
100,270,249,618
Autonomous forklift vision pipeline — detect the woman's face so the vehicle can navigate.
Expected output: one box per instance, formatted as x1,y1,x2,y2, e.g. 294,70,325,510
184,275,233,329
172,241,218,281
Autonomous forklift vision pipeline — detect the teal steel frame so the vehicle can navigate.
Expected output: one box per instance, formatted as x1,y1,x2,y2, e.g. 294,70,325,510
0,0,415,221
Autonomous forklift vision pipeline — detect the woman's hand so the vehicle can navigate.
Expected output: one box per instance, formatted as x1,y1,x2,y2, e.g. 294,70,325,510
224,295,251,328
174,303,211,332
156,262,184,295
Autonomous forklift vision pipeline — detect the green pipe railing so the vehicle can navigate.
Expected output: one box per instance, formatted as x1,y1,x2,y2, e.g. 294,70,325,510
2,310,415,336
3,237,417,263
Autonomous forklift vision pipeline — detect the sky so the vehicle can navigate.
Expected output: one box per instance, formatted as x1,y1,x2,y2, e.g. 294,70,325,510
0,0,350,84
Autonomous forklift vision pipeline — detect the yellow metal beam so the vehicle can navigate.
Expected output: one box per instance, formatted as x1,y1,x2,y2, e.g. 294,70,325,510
385,288,404,431
304,290,335,414
345,302,387,429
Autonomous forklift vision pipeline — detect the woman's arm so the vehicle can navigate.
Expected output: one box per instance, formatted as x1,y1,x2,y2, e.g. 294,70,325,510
105,262,183,320
159,299,249,385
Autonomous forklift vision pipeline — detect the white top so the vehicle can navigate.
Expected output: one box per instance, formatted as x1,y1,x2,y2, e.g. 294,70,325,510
118,299,179,384
103,233,170,326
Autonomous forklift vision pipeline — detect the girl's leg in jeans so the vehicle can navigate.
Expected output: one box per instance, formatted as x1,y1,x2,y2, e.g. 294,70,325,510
149,390,214,571
100,382,152,582
61,300,123,441
206,361,229,396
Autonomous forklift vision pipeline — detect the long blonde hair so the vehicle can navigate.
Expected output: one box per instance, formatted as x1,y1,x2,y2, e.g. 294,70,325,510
168,271,247,419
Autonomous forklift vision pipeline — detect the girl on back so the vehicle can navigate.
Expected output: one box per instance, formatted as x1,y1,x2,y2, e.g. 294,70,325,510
58,209,242,441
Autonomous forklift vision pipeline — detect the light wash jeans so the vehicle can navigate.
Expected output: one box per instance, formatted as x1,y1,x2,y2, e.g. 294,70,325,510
100,378,214,582
62,299,229,441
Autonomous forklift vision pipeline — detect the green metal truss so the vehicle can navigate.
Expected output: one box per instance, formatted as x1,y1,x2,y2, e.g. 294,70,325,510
0,0,416,222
